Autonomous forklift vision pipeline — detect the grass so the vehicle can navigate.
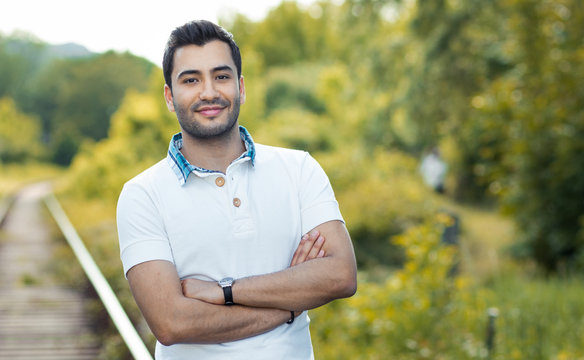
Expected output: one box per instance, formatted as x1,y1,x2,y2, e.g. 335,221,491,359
0,162,63,197
485,271,584,359
444,200,584,360
441,199,516,280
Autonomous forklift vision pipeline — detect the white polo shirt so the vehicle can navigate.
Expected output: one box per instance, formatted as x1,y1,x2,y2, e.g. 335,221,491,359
116,127,343,360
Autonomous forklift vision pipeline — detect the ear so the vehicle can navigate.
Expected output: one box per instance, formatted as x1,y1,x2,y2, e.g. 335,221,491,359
239,76,246,105
164,84,175,112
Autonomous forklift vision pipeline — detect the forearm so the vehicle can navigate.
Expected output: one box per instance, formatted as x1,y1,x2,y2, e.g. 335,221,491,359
160,298,291,345
233,255,355,311
127,260,291,346
235,220,357,311
181,221,357,313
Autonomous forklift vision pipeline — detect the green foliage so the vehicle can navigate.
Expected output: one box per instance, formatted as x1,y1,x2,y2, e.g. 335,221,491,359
230,1,330,67
253,107,334,152
264,65,326,115
320,148,439,267
65,70,177,200
325,0,584,271
30,51,154,164
0,33,155,165
485,272,584,359
0,97,44,162
310,218,584,359
0,33,48,103
468,0,584,272
236,48,267,132
311,215,490,359
0,163,62,198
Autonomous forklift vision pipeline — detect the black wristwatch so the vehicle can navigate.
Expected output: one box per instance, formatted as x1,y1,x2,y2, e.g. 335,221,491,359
218,277,234,305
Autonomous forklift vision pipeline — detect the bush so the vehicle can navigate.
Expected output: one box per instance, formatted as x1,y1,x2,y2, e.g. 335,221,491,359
310,215,490,359
0,97,44,163
319,148,441,267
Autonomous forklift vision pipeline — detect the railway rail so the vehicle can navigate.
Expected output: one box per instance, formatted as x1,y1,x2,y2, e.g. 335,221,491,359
0,183,152,359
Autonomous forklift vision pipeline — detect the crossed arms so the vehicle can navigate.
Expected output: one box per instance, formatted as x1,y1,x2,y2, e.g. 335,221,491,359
126,220,357,346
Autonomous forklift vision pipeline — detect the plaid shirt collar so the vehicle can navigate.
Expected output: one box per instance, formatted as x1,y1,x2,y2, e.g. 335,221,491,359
167,126,256,185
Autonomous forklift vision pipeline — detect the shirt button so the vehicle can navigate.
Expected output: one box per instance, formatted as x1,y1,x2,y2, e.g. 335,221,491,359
215,177,225,187
233,198,241,207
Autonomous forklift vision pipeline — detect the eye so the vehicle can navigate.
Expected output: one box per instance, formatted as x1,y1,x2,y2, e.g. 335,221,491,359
183,78,198,84
217,74,231,80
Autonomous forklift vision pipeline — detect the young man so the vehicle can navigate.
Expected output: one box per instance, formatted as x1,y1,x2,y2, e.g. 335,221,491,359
116,20,357,359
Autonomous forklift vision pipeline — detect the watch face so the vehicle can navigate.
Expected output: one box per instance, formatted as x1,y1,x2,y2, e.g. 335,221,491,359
219,277,234,287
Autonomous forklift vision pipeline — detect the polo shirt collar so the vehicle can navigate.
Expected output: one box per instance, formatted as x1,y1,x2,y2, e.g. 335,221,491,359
167,126,256,185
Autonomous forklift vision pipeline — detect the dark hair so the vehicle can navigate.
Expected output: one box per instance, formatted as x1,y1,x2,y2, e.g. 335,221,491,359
163,20,242,90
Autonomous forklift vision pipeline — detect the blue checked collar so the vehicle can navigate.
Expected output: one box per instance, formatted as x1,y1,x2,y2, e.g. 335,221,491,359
167,126,256,185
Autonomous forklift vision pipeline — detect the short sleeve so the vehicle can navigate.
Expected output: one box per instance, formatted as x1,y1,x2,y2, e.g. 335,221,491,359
299,153,344,235
116,181,174,277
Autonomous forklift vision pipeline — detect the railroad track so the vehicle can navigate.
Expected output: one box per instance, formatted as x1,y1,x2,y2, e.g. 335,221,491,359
0,183,100,359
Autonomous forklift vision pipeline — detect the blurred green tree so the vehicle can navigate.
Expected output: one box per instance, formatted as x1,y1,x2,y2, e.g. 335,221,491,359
29,51,154,164
66,70,177,200
0,97,44,163
0,33,47,105
475,0,584,272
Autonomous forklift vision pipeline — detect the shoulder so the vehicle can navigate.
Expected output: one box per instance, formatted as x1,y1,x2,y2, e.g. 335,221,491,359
254,143,312,167
252,143,329,187
119,158,173,200
125,158,171,186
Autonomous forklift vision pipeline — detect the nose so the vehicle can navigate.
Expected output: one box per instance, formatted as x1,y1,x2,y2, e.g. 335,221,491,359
200,80,219,100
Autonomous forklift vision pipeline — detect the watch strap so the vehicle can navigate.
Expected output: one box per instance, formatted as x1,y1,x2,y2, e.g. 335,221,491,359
223,285,234,305
286,311,295,324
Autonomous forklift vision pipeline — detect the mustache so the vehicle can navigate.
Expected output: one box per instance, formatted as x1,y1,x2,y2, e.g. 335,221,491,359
191,99,230,112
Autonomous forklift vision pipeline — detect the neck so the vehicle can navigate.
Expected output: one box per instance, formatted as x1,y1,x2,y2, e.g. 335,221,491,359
180,126,245,174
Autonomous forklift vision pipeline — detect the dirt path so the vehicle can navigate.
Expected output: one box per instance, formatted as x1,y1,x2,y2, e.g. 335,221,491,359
0,183,100,359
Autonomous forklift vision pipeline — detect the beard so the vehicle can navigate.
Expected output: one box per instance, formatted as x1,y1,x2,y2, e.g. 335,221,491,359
175,96,241,140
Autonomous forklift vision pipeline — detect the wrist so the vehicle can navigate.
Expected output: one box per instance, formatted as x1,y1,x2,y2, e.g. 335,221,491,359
218,277,235,305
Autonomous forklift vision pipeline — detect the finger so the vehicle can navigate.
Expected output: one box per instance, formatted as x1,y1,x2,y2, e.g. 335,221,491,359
290,230,319,266
306,235,325,260
298,231,320,263
290,234,308,266
181,278,202,298
181,279,189,296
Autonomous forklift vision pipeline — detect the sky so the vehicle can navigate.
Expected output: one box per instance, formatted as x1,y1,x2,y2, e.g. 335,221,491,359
0,0,315,65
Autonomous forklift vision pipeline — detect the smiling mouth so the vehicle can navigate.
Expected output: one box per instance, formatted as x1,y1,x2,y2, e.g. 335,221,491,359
196,106,224,117
192,99,230,117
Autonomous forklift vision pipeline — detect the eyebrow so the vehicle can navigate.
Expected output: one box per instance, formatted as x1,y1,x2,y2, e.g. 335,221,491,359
176,65,235,80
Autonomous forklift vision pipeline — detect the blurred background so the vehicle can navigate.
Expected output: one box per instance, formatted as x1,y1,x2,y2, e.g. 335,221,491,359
1,0,583,358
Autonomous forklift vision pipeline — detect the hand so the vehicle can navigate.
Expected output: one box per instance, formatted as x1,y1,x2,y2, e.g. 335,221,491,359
181,278,224,305
289,231,325,318
290,230,326,267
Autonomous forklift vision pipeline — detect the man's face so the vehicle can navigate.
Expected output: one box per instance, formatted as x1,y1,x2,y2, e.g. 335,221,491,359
164,40,245,140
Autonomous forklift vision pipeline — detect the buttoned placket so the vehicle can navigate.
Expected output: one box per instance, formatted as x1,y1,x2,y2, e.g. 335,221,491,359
224,160,254,238
223,160,245,210
209,172,232,209
191,157,253,239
